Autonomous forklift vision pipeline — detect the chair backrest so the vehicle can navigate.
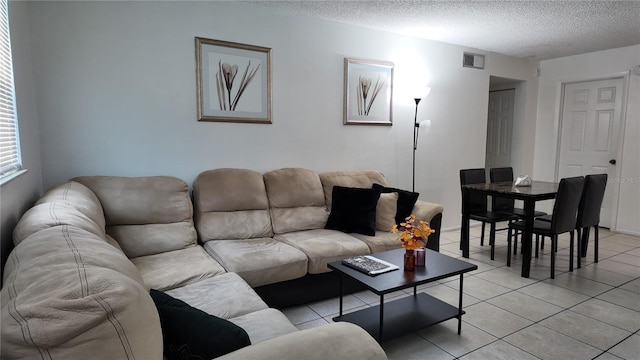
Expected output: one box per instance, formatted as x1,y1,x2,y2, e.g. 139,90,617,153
460,168,488,213
489,167,515,212
551,176,585,234
576,174,608,228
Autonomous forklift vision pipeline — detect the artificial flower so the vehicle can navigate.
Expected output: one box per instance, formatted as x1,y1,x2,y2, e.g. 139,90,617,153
391,214,435,250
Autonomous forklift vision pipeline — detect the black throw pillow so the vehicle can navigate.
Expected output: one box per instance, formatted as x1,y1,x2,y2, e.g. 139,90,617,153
372,183,420,225
325,186,381,236
150,289,251,360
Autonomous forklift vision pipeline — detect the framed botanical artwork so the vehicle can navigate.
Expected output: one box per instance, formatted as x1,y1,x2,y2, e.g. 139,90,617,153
196,37,272,124
344,58,394,125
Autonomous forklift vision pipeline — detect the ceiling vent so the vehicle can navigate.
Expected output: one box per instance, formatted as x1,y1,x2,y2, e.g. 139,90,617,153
462,52,485,69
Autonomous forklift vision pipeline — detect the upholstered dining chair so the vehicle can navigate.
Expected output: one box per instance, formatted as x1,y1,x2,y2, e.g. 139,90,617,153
507,176,585,278
460,168,518,261
535,174,607,267
489,167,547,256
575,173,608,265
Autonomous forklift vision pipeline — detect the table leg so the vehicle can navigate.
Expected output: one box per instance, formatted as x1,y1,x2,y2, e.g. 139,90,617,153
457,273,464,335
338,275,344,316
461,188,471,258
378,294,384,341
521,200,535,278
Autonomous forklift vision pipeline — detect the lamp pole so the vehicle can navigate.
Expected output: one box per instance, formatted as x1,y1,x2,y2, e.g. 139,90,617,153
412,97,422,192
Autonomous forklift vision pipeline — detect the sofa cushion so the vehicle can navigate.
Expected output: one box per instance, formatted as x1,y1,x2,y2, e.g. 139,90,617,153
351,231,404,253
106,222,198,258
216,323,388,360
194,168,273,240
165,273,269,319
274,229,371,274
150,289,251,359
325,186,381,236
319,170,388,209
264,168,329,234
203,238,308,287
376,192,398,231
229,308,298,345
131,245,225,291
1,226,162,359
74,176,197,257
373,183,420,225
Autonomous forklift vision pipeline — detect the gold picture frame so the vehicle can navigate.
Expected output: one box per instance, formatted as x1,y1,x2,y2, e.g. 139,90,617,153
196,37,272,124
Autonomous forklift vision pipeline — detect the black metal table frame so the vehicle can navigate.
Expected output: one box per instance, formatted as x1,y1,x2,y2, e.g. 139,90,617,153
461,181,559,278
328,249,477,342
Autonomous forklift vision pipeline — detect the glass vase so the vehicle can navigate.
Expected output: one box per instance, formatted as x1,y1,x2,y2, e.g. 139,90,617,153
404,249,415,272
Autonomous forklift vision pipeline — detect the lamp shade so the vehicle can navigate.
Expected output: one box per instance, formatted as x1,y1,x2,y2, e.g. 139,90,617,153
418,119,431,134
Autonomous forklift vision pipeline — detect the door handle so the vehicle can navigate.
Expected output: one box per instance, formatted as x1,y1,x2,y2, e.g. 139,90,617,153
609,159,616,165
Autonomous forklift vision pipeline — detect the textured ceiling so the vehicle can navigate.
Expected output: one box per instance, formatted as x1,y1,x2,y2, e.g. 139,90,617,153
243,0,640,60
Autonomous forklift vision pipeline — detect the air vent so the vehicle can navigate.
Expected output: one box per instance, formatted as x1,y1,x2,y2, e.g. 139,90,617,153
462,52,485,69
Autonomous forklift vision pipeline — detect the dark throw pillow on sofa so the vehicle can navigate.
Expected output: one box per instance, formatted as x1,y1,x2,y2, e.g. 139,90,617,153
325,186,381,236
372,183,419,225
150,289,251,360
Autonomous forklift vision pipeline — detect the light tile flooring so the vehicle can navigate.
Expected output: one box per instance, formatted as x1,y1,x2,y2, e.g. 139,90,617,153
281,227,640,359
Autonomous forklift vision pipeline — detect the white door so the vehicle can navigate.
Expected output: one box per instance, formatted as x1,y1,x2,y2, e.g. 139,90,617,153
558,78,623,228
485,89,515,171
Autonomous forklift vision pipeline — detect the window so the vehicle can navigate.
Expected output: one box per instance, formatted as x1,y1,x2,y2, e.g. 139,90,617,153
0,0,21,181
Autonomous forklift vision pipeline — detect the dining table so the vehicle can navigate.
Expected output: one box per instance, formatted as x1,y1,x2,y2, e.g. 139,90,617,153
460,180,559,278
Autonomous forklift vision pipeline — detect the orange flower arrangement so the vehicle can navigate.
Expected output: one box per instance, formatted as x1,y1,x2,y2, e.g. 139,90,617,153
391,215,435,250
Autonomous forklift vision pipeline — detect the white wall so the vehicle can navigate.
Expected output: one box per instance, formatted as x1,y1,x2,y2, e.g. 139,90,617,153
1,1,43,277
534,45,640,235
7,1,539,242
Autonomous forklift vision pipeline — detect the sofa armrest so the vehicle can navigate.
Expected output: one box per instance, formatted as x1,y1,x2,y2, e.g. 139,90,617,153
217,322,387,360
412,200,444,252
412,200,443,224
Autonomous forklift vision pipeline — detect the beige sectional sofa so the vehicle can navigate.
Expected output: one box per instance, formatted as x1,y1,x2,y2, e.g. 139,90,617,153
194,167,443,306
1,168,442,359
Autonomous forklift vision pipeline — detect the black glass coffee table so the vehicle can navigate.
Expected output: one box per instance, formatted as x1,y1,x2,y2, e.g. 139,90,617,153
327,248,477,342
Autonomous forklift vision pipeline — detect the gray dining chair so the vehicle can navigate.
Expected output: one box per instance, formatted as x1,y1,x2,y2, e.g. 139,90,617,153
507,176,585,278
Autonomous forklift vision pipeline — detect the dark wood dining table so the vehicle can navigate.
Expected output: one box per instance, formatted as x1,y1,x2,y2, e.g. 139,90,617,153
460,181,559,278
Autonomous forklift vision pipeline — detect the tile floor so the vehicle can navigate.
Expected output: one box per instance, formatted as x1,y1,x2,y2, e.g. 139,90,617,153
281,227,640,359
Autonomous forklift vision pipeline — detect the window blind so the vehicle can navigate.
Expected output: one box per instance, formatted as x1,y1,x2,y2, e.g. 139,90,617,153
0,0,21,177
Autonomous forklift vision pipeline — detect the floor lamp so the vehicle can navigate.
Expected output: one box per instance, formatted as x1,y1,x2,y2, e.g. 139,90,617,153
413,87,431,192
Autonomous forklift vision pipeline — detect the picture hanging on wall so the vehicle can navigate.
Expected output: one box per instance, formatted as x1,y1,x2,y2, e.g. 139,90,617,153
196,37,272,124
344,58,394,125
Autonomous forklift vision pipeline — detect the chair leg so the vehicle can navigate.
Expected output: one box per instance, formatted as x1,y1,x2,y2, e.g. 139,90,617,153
480,222,486,246
594,225,599,263
490,223,496,260
514,231,518,255
551,235,557,279
535,234,539,258
576,227,582,269
569,231,574,272
507,228,512,267
576,229,581,269
540,235,544,250
581,226,591,257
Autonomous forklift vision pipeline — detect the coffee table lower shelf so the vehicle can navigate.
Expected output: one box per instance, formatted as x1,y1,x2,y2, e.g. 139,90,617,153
333,292,464,342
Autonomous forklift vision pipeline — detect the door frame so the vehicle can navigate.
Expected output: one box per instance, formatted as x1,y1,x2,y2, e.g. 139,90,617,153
554,71,631,231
